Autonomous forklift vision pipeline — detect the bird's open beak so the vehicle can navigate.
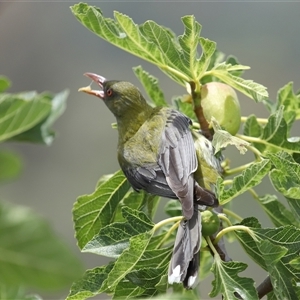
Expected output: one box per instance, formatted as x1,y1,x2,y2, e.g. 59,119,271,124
78,73,106,99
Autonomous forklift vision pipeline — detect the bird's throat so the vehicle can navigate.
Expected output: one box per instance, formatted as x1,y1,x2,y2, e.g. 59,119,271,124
116,106,153,145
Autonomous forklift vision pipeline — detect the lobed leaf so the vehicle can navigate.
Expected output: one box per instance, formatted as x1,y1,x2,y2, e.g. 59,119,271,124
66,264,114,300
73,170,131,249
106,231,154,289
276,82,300,120
217,159,271,204
211,117,249,154
82,206,154,258
286,197,300,223
133,66,168,107
267,152,300,199
207,63,268,102
235,218,300,289
259,240,300,300
210,257,258,300
243,106,300,154
257,194,297,227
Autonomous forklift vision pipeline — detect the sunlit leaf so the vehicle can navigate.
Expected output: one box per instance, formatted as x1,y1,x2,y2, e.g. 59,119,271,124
73,170,131,249
133,66,167,107
268,152,300,199
243,106,300,154
207,63,268,102
257,194,297,227
210,257,258,300
83,206,154,258
217,159,271,204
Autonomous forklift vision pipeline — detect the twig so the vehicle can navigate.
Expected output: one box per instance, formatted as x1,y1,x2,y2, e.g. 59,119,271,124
257,276,273,299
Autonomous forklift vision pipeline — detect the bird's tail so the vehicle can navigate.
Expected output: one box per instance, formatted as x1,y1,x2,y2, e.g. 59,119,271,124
168,205,201,289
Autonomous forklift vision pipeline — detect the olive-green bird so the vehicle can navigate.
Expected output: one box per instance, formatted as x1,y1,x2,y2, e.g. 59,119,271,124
80,73,222,289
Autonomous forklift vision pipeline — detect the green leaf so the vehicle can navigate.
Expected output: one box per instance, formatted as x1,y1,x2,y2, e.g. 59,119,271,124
173,96,196,121
217,159,271,204
258,240,300,300
235,218,300,283
210,257,258,300
0,285,42,300
112,246,172,298
106,231,154,290
178,16,202,75
0,92,51,142
243,106,300,154
0,201,83,290
234,218,267,270
257,194,297,227
164,199,182,217
276,82,300,120
12,90,68,145
0,90,68,144
286,197,300,222
133,66,168,107
66,263,114,300
83,206,154,258
112,280,146,299
197,37,217,79
290,257,300,270
0,150,22,182
71,4,183,84
71,4,218,86
73,170,131,249
114,190,160,222
268,152,300,199
0,76,11,92
211,116,249,154
207,63,268,102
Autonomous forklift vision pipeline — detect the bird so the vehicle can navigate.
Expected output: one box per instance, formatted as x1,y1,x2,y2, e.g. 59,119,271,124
79,73,222,289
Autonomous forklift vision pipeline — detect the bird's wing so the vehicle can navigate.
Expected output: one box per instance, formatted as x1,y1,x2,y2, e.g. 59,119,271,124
158,109,198,219
158,109,219,218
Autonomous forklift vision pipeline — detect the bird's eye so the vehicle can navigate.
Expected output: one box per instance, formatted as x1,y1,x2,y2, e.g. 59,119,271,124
106,88,113,97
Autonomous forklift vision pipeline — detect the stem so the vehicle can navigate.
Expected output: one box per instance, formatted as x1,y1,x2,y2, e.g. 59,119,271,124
161,65,190,83
214,225,256,244
205,236,219,257
155,220,181,249
224,162,253,176
153,216,183,232
190,81,213,141
222,179,233,186
248,188,259,200
222,208,243,222
237,134,296,154
217,213,233,227
257,276,273,299
241,116,268,124
246,144,263,161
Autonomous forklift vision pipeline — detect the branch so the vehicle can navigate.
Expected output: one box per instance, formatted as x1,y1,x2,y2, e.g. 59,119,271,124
190,81,213,141
257,276,273,299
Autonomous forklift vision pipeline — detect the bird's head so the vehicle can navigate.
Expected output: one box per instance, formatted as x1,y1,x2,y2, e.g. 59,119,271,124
79,73,148,118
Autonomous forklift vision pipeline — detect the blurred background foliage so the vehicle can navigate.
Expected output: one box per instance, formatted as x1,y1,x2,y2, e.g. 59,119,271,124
0,1,299,299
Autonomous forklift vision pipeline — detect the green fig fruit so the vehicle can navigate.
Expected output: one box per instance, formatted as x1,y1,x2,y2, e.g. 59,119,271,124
200,82,241,135
201,210,220,237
